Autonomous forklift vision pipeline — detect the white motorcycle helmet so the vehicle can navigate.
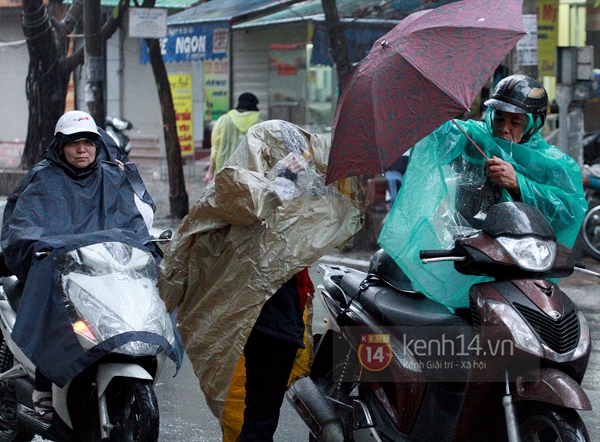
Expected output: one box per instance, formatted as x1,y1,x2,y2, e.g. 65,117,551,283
54,110,100,137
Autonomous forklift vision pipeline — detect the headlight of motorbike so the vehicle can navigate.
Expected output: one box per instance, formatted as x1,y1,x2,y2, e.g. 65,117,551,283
496,236,556,271
486,299,544,357
144,298,175,344
68,280,132,341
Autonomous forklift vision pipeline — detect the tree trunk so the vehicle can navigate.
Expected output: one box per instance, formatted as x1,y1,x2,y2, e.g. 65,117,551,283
321,0,378,251
21,0,127,169
84,0,106,128
22,0,70,168
321,0,351,87
146,39,189,219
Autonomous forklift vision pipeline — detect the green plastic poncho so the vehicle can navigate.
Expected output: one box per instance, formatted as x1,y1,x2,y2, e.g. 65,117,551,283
379,119,587,310
211,109,261,172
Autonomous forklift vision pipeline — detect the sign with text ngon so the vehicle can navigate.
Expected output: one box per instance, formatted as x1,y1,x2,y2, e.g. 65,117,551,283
169,74,194,157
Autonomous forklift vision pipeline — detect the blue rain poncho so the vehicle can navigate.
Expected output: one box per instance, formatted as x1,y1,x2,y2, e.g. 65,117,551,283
379,119,587,309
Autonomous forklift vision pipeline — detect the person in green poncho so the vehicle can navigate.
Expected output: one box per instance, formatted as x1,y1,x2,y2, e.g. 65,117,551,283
379,75,587,310
204,92,262,184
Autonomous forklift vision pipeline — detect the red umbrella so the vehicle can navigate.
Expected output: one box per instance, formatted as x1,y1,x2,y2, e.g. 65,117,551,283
326,0,526,184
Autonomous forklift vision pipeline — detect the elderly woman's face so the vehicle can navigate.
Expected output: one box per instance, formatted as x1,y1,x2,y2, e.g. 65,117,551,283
63,139,97,168
491,110,528,143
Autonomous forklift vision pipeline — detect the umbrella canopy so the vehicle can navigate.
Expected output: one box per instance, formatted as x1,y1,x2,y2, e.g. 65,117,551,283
326,0,526,184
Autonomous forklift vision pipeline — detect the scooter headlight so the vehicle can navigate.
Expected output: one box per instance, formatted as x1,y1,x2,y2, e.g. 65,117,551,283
496,236,556,272
67,280,128,342
487,299,544,357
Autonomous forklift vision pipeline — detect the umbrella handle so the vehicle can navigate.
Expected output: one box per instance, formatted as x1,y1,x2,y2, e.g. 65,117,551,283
452,119,489,160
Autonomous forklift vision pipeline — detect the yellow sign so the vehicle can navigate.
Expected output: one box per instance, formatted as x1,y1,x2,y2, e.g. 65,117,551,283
537,0,559,77
169,74,194,157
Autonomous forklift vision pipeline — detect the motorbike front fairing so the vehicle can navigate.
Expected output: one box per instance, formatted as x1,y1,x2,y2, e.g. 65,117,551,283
11,229,181,388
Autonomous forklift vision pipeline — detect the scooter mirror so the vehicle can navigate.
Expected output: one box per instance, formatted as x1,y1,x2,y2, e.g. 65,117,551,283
158,230,173,243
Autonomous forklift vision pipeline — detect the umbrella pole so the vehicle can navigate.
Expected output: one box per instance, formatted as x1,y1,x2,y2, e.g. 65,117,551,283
452,119,488,160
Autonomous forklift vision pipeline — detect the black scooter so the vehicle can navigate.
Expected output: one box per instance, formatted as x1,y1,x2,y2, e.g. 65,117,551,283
287,201,592,442
105,116,133,155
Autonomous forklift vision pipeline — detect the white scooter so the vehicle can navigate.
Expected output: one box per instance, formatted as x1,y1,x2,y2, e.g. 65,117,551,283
0,231,175,441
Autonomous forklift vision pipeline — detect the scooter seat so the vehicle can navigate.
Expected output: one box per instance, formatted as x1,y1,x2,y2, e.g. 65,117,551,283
0,276,23,313
339,270,474,381
363,285,466,329
340,269,469,329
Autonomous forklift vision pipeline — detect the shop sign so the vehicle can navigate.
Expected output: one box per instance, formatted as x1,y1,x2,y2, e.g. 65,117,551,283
169,74,194,157
203,59,230,121
517,14,539,66
129,8,167,39
141,22,228,64
537,0,559,77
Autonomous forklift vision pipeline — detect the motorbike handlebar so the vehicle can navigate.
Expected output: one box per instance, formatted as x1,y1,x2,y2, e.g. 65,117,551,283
419,250,456,259
420,249,466,264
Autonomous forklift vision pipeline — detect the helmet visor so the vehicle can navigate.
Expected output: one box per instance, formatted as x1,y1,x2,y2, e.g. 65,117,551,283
62,132,101,148
484,98,527,114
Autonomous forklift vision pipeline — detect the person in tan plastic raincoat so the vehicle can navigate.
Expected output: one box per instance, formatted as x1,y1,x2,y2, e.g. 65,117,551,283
379,75,587,310
204,92,262,184
159,120,363,441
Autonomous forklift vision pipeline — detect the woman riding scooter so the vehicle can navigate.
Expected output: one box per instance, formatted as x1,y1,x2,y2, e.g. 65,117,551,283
1,110,161,421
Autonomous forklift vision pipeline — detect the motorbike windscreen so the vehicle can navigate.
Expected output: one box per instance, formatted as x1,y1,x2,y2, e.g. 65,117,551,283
55,242,175,355
483,201,556,240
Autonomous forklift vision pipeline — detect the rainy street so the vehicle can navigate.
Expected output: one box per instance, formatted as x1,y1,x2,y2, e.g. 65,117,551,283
152,261,600,442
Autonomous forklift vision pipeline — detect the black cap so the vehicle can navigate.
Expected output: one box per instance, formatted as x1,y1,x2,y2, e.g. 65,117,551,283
61,132,101,148
236,92,259,111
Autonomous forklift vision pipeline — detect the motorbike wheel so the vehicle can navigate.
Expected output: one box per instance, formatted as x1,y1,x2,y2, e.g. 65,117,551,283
0,339,34,442
519,404,589,442
106,379,159,442
582,202,600,260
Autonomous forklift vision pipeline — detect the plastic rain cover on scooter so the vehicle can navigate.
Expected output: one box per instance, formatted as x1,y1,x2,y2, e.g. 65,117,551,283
379,119,587,310
11,230,181,387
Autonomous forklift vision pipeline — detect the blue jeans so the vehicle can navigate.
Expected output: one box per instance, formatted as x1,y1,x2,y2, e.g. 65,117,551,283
384,170,404,208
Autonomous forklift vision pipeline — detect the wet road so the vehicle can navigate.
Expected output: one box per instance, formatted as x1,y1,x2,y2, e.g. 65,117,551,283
153,261,600,442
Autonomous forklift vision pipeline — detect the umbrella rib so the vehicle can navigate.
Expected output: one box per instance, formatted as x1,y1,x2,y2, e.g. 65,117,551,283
452,119,488,159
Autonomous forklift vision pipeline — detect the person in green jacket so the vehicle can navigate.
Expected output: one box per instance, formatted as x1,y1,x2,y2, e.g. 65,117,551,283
204,92,262,184
379,75,587,309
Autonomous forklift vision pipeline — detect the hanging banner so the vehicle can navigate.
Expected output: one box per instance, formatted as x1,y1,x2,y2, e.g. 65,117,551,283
517,14,538,66
141,22,228,64
129,8,167,39
203,59,230,121
537,0,559,77
169,74,194,157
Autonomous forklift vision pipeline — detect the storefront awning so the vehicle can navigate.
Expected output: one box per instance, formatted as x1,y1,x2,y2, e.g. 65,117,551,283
167,0,305,26
147,0,305,63
234,0,460,29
